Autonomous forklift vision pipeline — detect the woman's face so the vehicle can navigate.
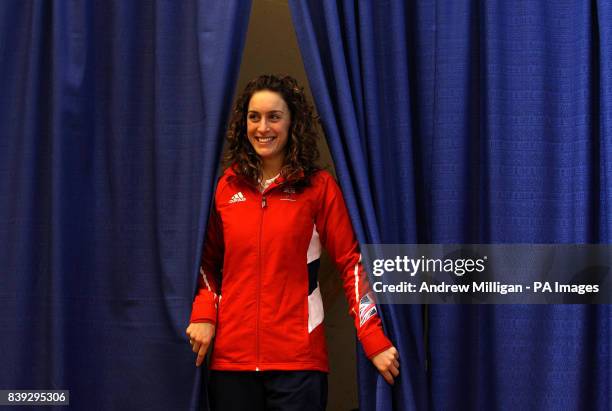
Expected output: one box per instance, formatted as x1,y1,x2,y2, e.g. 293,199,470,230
246,90,291,164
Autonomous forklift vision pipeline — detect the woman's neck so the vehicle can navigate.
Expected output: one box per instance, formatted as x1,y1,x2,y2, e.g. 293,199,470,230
261,158,283,180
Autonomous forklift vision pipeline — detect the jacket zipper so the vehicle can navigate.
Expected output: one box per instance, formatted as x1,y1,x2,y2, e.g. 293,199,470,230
254,181,285,372
256,191,268,371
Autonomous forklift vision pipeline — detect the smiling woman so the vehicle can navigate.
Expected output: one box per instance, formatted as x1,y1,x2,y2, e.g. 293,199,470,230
246,90,291,178
185,74,399,410
223,74,321,188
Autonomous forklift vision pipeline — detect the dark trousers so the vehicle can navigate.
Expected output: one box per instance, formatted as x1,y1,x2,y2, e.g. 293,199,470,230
208,370,328,411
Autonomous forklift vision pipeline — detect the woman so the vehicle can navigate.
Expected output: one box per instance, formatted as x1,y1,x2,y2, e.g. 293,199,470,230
186,74,399,410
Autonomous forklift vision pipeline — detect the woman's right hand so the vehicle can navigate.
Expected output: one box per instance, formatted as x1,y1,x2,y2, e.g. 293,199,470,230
186,322,215,367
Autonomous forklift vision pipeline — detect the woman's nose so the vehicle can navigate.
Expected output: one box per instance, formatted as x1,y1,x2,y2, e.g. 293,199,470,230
257,119,269,132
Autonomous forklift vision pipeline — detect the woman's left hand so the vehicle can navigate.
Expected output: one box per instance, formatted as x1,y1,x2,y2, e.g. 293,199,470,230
371,346,400,385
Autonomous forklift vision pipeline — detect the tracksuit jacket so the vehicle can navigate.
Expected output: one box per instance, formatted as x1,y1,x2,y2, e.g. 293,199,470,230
190,166,392,372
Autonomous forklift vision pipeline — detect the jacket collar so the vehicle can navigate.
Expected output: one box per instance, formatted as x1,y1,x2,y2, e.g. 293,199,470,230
225,163,304,185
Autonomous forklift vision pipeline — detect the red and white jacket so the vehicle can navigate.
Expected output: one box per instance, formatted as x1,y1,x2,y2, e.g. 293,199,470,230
190,166,392,372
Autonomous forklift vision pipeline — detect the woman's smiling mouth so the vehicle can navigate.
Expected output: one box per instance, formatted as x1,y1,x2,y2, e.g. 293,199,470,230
255,136,276,143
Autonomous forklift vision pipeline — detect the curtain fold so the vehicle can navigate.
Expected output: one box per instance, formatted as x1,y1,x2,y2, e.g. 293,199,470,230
0,1,251,409
290,0,611,410
290,2,429,410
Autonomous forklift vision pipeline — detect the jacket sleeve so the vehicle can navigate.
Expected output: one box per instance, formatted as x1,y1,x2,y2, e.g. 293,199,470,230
190,200,224,325
314,173,393,359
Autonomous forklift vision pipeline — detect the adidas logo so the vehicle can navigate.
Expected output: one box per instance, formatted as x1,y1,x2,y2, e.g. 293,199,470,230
283,187,296,194
229,192,246,204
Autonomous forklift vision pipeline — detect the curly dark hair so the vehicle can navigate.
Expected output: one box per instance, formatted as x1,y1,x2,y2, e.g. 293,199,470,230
223,74,321,185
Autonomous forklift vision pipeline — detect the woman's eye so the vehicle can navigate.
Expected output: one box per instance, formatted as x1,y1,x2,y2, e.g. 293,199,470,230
248,114,259,121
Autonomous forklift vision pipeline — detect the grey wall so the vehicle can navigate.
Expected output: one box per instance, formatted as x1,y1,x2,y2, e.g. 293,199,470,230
235,1,359,410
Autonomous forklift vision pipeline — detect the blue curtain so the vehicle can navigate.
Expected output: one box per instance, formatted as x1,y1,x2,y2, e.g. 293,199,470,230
426,2,611,410
0,1,251,410
290,1,611,410
289,1,429,410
